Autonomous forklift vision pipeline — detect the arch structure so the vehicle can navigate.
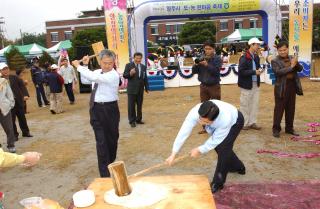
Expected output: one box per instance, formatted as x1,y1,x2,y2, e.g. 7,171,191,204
128,0,282,85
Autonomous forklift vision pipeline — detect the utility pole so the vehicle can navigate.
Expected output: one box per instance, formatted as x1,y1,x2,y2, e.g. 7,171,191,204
0,17,5,49
20,29,24,45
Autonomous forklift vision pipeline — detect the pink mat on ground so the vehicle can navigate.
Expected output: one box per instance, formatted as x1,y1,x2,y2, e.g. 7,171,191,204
214,181,320,209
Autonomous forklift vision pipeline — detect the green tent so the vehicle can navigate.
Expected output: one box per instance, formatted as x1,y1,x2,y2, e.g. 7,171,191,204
221,28,262,43
0,43,47,56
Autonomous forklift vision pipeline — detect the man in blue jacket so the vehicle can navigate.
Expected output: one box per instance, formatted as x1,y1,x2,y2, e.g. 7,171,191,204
238,38,263,130
46,64,65,114
31,57,49,107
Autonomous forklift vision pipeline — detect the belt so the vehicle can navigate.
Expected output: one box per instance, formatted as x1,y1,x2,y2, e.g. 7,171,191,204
94,101,117,105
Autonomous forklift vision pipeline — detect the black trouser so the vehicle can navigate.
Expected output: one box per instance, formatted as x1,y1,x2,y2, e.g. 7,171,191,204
11,103,30,137
64,83,75,102
212,111,245,186
90,101,120,177
0,111,16,148
35,83,49,106
127,89,144,124
273,79,296,133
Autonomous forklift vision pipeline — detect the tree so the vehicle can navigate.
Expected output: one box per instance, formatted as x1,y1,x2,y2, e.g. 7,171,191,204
4,46,26,71
178,19,216,45
312,7,320,51
281,19,289,41
0,37,14,49
69,27,107,61
39,51,55,68
15,32,46,47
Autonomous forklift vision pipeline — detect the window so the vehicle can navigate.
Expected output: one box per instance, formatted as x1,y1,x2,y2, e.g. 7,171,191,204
234,22,242,29
150,25,159,35
50,32,59,42
220,21,228,31
64,31,73,40
173,24,183,33
166,25,171,34
250,19,257,28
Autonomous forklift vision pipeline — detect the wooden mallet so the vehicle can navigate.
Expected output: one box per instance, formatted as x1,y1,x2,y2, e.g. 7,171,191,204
78,41,105,64
107,154,190,197
130,154,190,177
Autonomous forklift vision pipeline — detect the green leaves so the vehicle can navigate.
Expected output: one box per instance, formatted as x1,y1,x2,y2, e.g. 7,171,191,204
178,20,216,45
4,46,26,71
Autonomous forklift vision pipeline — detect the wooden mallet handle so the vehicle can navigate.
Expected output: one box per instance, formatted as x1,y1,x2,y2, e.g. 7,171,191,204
129,154,190,178
79,54,99,63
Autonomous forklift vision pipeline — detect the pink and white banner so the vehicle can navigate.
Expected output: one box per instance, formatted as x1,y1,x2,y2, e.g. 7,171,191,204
103,0,129,73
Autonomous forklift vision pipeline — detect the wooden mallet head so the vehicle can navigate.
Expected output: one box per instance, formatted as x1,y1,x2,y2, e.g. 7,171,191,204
108,161,132,196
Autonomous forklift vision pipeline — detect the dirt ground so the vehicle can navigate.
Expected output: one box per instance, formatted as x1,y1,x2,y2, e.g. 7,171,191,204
0,76,319,208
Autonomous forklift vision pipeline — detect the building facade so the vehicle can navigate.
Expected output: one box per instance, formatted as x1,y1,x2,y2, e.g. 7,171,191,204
146,15,263,45
45,9,104,47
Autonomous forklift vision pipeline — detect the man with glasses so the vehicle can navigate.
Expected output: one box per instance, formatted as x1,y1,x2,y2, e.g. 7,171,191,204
166,100,245,193
72,50,120,178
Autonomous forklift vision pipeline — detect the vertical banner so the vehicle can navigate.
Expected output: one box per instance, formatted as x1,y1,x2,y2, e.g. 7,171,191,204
104,0,129,73
289,0,313,76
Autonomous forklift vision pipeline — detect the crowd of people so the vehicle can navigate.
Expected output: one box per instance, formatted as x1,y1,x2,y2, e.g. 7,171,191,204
0,37,303,202
166,38,303,193
0,55,79,154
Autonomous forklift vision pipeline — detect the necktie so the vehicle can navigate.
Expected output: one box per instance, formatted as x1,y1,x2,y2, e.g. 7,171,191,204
89,71,104,108
89,82,98,109
137,64,141,78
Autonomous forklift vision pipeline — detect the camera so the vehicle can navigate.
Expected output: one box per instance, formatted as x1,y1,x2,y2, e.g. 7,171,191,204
194,56,205,64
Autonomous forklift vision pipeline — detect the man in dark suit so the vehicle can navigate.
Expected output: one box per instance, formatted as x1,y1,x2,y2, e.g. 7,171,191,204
123,52,149,128
0,65,33,138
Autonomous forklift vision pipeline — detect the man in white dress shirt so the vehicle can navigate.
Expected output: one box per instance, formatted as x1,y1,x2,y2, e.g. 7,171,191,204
166,100,246,193
72,50,120,177
59,57,78,104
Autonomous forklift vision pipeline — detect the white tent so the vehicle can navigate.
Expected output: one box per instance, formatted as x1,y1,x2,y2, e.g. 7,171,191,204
227,30,242,42
47,40,72,53
0,45,11,56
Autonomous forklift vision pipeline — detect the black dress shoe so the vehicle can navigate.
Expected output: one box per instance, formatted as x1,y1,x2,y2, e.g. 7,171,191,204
130,123,136,128
22,133,33,137
211,184,224,193
273,132,280,138
50,110,56,114
285,130,299,136
136,121,145,124
237,167,246,175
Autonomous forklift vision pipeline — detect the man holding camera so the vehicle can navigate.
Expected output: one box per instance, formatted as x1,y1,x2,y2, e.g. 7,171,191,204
238,38,263,130
192,40,222,134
